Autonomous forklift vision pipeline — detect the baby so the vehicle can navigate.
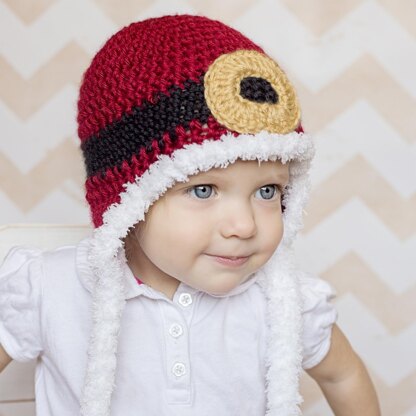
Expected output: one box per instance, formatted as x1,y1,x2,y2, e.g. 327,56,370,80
0,14,380,416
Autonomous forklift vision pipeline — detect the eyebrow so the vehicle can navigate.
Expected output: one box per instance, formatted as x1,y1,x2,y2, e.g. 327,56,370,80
188,171,289,184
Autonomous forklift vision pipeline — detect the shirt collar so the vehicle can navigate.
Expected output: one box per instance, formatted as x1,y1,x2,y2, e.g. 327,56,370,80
76,236,259,300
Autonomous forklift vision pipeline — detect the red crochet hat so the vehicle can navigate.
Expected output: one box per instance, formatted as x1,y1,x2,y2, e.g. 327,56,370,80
76,14,315,416
77,14,303,228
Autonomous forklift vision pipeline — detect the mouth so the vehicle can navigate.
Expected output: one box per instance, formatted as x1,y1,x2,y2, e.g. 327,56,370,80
205,254,250,267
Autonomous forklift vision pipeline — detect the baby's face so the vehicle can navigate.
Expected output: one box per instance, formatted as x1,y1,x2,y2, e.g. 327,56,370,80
131,159,289,295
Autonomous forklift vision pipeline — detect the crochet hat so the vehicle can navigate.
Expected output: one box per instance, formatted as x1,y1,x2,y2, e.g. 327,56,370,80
77,14,314,416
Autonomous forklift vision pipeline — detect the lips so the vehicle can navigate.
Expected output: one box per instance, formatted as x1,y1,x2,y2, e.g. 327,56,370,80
216,256,247,260
208,254,250,259
206,254,250,267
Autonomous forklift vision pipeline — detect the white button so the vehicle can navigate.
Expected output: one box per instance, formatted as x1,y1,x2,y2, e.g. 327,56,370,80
172,362,186,377
169,323,183,338
178,293,192,307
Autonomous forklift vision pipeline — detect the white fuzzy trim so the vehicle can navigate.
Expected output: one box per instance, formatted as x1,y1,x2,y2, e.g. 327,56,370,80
258,246,304,415
80,130,314,416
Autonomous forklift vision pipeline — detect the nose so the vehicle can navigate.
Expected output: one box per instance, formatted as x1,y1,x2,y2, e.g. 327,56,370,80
219,201,257,239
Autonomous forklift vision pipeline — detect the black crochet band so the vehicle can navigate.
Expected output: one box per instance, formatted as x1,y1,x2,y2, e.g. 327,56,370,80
80,76,211,178
81,75,281,178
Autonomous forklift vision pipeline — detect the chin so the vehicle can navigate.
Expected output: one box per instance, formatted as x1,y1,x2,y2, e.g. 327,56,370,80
207,281,240,295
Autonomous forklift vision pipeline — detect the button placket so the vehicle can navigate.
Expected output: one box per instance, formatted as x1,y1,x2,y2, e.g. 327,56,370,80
160,301,192,404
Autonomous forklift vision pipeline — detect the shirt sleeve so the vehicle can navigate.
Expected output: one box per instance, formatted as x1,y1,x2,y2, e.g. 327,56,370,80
0,246,44,362
299,271,338,370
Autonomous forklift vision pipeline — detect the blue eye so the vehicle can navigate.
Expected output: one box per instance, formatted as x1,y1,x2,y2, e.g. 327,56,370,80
186,184,283,200
256,185,279,200
188,185,214,199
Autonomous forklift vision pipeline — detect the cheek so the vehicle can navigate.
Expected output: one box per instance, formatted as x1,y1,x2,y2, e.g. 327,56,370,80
166,209,211,248
141,222,176,259
137,222,186,278
261,215,284,253
140,210,208,263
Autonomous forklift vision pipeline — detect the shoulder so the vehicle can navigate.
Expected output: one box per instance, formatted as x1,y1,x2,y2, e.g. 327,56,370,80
296,271,338,369
1,244,43,271
297,270,337,313
41,242,79,275
42,237,93,296
0,246,45,310
0,246,46,361
0,237,91,295
1,241,78,270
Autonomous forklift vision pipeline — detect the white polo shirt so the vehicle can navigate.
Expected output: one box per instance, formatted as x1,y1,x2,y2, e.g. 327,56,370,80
0,237,337,415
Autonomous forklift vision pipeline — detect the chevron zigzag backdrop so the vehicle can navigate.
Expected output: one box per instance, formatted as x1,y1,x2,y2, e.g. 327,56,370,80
0,0,415,415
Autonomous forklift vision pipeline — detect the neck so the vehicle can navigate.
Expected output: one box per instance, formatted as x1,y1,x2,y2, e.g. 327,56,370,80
126,254,181,301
